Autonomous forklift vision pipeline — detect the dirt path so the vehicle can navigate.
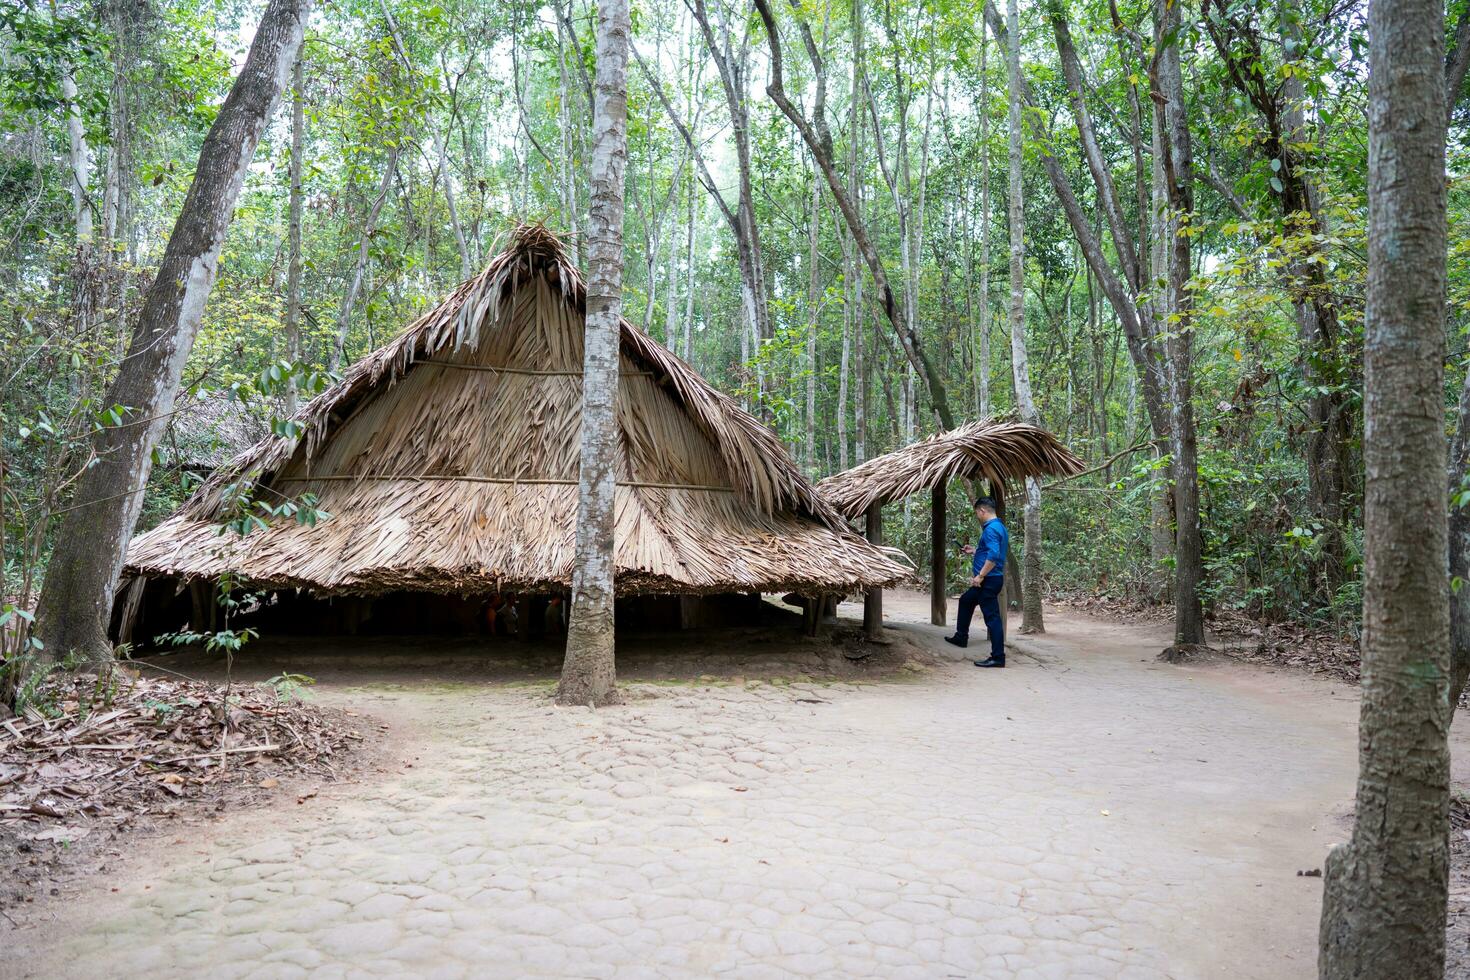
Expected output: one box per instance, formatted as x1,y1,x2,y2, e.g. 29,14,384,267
7,595,1451,979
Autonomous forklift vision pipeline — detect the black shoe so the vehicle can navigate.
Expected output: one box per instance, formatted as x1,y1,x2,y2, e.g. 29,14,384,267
944,635,967,648
973,657,1006,668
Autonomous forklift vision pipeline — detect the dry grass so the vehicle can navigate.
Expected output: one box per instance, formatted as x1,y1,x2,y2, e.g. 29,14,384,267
126,225,911,597
817,418,1086,519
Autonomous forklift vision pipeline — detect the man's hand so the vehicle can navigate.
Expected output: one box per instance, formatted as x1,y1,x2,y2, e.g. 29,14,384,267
960,544,975,556
971,575,984,587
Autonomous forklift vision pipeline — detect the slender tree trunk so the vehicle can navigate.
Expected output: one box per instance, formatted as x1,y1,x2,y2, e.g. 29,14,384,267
1042,1,1178,610
62,65,95,345
1152,0,1206,650
683,162,696,362
837,238,851,470
689,0,773,401
978,28,992,417
284,50,306,416
805,172,820,469
850,0,867,462
1201,0,1352,602
1449,358,1470,710
558,0,630,708
35,0,311,664
991,0,1171,457
433,125,471,279
664,199,679,349
1149,112,1176,603
1004,0,1043,634
755,0,956,431
635,22,765,388
329,141,401,374
556,0,582,267
377,0,471,280
1319,0,1450,970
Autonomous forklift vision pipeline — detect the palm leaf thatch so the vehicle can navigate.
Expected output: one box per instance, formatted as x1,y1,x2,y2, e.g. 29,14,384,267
125,225,910,597
818,418,1086,520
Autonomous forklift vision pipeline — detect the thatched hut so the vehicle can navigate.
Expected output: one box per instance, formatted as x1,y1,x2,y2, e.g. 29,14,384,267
162,392,270,476
817,419,1084,632
118,225,909,642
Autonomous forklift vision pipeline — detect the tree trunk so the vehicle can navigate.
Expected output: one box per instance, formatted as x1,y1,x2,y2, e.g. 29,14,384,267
994,0,1171,463
557,0,630,709
329,140,401,374
1318,0,1451,971
688,0,773,401
62,66,95,343
837,241,851,470
284,50,305,416
683,158,696,361
1201,0,1353,602
556,0,582,267
1152,0,1206,649
635,24,767,391
1003,0,1043,633
978,27,992,417
34,0,311,664
805,172,820,469
754,0,956,431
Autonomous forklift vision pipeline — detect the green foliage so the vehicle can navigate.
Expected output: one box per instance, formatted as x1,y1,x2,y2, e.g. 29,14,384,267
3,0,1467,656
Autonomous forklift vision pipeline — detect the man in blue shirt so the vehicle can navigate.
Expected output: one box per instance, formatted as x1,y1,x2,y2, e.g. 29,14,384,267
946,497,1009,667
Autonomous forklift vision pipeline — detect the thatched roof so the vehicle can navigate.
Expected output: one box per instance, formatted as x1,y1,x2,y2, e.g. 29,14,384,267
125,225,910,597
817,419,1086,520
162,393,269,472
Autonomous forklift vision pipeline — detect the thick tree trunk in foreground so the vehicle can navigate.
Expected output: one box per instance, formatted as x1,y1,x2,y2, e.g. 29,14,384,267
34,0,311,665
557,0,630,708
1319,0,1450,972
1004,0,1043,634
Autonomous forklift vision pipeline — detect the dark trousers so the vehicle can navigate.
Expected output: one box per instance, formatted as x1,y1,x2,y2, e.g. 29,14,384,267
956,576,1005,661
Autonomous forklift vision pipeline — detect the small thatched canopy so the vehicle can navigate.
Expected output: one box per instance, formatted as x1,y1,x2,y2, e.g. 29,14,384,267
818,419,1083,631
817,419,1086,521
125,226,909,600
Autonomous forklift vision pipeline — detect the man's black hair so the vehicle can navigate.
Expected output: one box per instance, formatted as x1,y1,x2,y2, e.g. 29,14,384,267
974,496,997,511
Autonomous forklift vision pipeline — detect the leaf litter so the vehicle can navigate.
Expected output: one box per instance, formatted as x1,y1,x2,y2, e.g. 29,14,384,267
1,669,365,912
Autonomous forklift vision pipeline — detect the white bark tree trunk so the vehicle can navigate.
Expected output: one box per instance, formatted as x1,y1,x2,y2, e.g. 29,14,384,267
978,29,991,417
805,172,820,470
558,0,631,708
1005,0,1043,634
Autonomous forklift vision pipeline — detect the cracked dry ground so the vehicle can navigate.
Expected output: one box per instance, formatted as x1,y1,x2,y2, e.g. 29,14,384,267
8,602,1436,979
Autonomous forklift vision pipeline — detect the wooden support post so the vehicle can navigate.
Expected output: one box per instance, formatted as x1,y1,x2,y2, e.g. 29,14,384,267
864,503,884,639
188,580,209,632
993,480,1017,625
931,484,947,626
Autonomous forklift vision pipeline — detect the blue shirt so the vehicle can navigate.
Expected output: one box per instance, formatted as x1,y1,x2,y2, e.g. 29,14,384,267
972,517,1008,578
